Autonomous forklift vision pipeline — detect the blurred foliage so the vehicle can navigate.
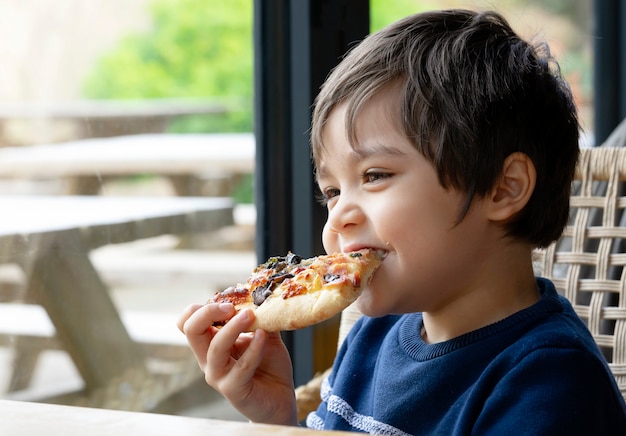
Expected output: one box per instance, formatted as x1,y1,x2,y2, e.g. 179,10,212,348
370,0,437,31
82,0,253,133
232,173,254,204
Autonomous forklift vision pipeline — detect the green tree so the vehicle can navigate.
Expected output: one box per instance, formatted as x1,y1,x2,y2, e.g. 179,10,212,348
82,0,254,133
370,0,436,31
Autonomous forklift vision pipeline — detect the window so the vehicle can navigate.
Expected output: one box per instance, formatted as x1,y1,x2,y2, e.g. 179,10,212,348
0,0,254,420
1,0,621,423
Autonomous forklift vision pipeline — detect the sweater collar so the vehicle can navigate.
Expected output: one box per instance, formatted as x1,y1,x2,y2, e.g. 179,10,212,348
398,278,563,361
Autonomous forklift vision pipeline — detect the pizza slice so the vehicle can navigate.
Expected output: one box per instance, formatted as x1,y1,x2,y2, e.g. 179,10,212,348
209,249,383,332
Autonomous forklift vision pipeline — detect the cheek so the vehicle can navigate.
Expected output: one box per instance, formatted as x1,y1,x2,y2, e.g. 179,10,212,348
321,221,338,254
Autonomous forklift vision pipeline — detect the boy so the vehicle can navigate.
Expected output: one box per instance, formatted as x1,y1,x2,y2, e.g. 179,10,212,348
178,9,626,434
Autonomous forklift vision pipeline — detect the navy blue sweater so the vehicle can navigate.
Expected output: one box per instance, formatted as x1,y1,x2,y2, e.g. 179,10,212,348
307,278,626,435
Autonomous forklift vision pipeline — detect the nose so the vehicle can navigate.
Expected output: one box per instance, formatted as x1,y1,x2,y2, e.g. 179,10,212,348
325,195,365,235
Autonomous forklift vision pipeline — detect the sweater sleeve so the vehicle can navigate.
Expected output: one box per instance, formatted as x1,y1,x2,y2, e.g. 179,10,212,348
305,315,367,430
472,345,626,435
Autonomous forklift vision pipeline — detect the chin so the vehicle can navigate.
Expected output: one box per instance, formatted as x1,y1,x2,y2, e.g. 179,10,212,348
355,296,388,319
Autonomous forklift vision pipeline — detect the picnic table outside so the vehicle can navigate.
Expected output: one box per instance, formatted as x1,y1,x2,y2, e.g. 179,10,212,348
0,99,229,144
0,195,234,408
0,133,255,196
0,101,257,412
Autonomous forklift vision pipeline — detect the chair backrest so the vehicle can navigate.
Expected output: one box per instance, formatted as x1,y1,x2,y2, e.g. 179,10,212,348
534,146,626,400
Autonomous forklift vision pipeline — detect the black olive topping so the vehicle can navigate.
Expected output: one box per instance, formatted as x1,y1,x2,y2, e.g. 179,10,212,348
269,272,295,283
253,281,275,306
349,252,363,258
323,274,341,283
264,256,281,268
253,252,304,306
253,272,295,306
286,252,302,265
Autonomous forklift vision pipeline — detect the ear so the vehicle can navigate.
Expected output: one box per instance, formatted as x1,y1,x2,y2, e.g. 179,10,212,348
487,152,536,222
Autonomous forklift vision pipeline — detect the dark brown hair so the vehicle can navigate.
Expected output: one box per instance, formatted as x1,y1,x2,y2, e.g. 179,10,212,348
311,9,580,247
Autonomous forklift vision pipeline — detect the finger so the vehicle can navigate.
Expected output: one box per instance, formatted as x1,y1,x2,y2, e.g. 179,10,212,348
265,330,283,343
176,303,204,333
182,303,235,336
233,328,268,377
182,303,235,367
218,328,268,400
205,308,256,379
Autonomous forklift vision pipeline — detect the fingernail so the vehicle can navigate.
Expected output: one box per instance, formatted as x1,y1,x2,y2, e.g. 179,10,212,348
218,303,232,313
237,308,251,321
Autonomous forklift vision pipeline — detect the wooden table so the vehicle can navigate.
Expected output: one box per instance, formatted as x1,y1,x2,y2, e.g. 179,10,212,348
0,399,355,436
0,195,233,396
0,99,228,141
0,133,255,195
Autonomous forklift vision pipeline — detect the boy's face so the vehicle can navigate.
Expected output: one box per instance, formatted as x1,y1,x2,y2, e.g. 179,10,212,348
316,89,496,317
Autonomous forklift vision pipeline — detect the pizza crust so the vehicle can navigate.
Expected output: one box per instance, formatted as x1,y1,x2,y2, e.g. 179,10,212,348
250,283,359,331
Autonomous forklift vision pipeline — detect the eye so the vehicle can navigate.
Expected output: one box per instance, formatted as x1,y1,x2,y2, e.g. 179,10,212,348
315,187,340,206
363,171,391,184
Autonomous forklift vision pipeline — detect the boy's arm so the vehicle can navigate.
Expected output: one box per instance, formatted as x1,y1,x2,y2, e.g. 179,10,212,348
177,303,298,426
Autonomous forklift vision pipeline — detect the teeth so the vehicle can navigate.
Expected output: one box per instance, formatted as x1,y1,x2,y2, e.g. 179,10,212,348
375,249,388,259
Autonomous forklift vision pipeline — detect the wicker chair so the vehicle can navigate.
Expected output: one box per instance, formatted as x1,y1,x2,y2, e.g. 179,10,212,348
295,129,626,420
534,145,626,400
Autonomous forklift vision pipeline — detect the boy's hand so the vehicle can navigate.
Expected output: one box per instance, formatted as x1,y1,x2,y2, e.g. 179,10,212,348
177,303,298,426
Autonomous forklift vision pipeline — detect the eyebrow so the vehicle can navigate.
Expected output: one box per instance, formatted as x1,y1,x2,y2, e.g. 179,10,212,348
354,141,409,159
315,141,409,181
